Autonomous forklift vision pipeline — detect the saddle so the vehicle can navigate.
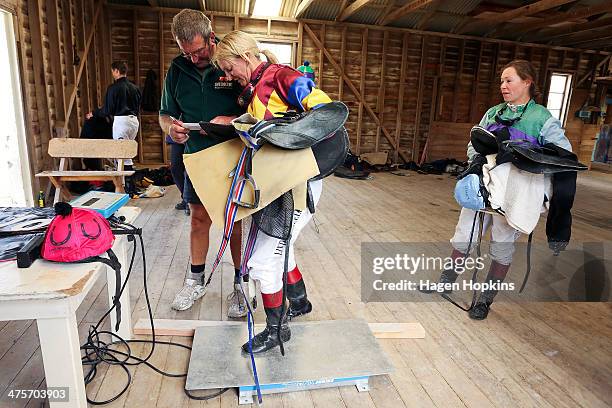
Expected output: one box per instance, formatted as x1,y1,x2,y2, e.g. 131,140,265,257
470,126,587,174
229,102,350,209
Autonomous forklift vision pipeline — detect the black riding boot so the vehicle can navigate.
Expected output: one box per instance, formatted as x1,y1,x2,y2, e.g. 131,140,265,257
287,279,312,318
241,305,291,354
469,261,510,320
419,248,464,294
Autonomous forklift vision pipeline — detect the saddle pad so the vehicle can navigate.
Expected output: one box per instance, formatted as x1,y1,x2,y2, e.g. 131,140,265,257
183,139,318,227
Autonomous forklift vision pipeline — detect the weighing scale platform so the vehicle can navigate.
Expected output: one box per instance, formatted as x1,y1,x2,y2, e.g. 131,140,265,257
185,318,394,404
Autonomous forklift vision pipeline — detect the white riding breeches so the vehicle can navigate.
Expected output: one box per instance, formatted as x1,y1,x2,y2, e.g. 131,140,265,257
450,207,522,266
112,115,139,165
247,179,322,293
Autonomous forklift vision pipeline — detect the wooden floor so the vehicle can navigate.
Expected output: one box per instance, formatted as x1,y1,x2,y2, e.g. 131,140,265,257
1,171,611,407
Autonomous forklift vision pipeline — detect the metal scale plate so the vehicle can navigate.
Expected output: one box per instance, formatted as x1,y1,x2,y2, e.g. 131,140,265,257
185,319,394,404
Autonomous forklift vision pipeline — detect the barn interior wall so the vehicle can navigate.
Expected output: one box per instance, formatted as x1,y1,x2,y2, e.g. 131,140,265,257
13,1,611,193
12,0,110,197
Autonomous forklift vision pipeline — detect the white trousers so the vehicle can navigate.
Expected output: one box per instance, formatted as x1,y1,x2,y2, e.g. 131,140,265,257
247,179,322,293
450,207,522,266
112,115,139,166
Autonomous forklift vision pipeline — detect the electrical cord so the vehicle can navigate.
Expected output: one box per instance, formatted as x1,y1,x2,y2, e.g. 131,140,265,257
81,218,229,404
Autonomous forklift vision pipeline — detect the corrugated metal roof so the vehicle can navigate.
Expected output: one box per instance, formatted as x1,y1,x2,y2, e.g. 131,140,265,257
347,5,386,25
436,0,483,15
301,0,342,20
206,0,246,13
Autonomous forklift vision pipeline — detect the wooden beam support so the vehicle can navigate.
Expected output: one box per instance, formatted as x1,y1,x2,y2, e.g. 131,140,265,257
394,33,408,162
494,3,612,39
199,0,205,12
334,0,349,21
295,0,316,19
469,41,483,123
26,0,52,172
356,28,368,155
248,0,255,16
318,24,325,89
380,0,434,26
561,30,612,47
375,30,388,152
458,0,576,34
338,26,346,100
45,0,66,127
338,0,376,22
539,16,612,43
412,36,427,162
488,42,500,107
297,21,303,66
303,24,409,162
159,10,167,164
415,0,441,30
577,54,610,87
451,39,465,123
133,9,140,87
65,0,104,133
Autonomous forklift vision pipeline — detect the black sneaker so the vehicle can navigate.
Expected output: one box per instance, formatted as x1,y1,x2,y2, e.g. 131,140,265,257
175,201,187,211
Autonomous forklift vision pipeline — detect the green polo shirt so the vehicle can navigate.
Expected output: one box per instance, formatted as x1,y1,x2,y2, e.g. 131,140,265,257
160,56,243,153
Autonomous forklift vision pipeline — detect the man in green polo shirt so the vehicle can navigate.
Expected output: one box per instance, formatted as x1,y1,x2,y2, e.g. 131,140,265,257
159,9,249,316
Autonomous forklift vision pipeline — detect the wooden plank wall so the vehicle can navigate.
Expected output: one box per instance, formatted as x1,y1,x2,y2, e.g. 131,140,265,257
12,0,109,196
78,5,612,166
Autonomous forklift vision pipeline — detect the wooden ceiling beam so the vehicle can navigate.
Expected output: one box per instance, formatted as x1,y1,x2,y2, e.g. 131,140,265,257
457,0,576,34
248,0,256,16
493,2,612,38
568,36,612,50
538,16,612,42
199,1,206,11
338,0,376,22
563,32,612,47
295,0,317,18
380,0,434,26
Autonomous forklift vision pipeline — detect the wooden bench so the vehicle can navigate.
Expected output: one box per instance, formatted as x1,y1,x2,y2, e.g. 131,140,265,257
36,138,138,203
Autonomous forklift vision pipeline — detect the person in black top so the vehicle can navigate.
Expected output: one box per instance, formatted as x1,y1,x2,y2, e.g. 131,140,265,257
87,61,142,168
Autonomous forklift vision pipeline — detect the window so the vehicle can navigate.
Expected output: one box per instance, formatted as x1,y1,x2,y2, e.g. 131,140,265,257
0,10,33,206
546,73,573,125
251,0,282,17
257,41,292,65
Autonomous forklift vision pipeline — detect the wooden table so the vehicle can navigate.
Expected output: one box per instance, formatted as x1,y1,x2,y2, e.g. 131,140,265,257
0,206,140,407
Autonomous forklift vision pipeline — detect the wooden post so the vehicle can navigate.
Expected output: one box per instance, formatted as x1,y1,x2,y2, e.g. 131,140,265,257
375,30,388,152
488,42,500,107
318,24,325,89
45,0,66,127
356,28,367,155
133,9,143,163
159,10,167,164
297,21,303,67
61,0,79,137
437,37,446,122
394,33,408,162
412,36,427,162
469,41,483,123
338,26,346,100
26,0,53,169
420,76,439,165
451,39,465,123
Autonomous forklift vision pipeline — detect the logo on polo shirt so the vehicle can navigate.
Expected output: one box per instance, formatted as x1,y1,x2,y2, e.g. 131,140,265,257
214,76,233,90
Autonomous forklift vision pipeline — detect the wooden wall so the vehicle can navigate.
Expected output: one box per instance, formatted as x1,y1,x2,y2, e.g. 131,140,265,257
10,0,110,195
106,5,609,166
14,2,612,193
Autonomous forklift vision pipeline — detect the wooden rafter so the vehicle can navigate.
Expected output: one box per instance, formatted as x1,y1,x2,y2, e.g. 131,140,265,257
295,0,316,18
493,3,612,38
415,0,441,30
540,16,612,43
380,0,434,26
458,0,576,34
560,28,612,47
567,35,612,50
338,0,376,22
248,0,256,16
303,24,410,162
200,0,206,11
334,0,349,21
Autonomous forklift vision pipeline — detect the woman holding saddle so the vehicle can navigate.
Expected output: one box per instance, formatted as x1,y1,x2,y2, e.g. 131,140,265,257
422,60,573,320
213,30,333,353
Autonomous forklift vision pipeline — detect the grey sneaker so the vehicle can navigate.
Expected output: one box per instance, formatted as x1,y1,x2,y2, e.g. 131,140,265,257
171,278,206,311
227,283,248,318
